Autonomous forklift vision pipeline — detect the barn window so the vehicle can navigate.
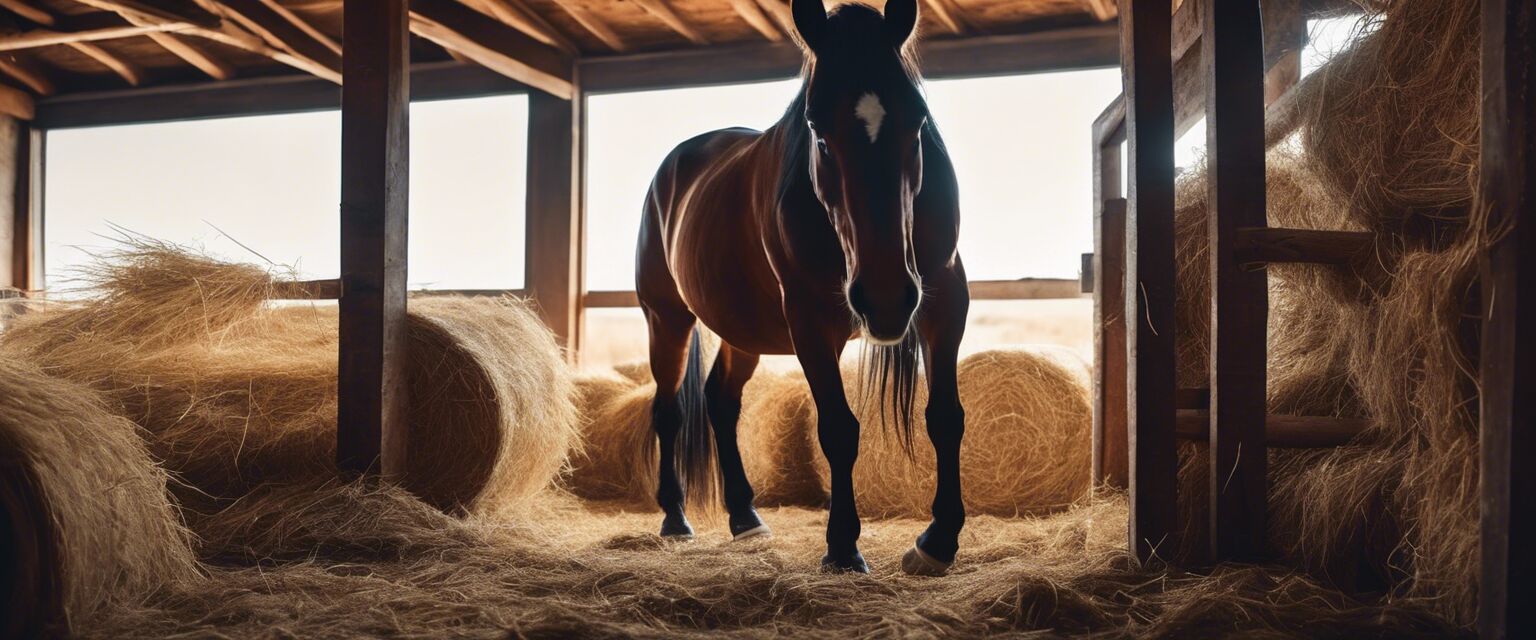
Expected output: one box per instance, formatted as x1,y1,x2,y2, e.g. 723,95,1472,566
42,95,529,292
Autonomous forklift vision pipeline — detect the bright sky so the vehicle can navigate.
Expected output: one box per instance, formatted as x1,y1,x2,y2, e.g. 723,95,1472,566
43,19,1361,294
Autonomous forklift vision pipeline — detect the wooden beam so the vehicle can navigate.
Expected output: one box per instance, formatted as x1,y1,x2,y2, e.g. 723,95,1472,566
1174,411,1368,448
0,20,190,51
754,0,795,36
1171,0,1314,137
70,0,220,28
0,0,53,25
1204,0,1267,563
258,0,340,55
1232,227,1376,267
0,84,35,121
1478,0,1536,637
525,89,584,353
580,24,1120,92
213,0,342,82
337,0,409,476
921,0,967,35
270,278,341,299
66,42,142,86
1093,198,1128,489
1122,0,1178,565
461,0,579,54
0,53,54,95
967,278,1086,299
409,0,574,99
727,0,782,42
1083,0,1117,21
546,0,627,52
146,32,234,80
35,61,528,129
632,0,708,45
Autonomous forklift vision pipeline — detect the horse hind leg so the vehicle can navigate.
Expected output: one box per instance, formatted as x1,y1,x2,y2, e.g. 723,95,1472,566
705,344,770,540
644,303,701,539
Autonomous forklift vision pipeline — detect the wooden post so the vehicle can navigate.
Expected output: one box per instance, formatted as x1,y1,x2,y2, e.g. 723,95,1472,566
1121,0,1178,564
1093,197,1129,489
338,0,410,475
1478,0,1534,637
524,80,585,357
1203,0,1268,562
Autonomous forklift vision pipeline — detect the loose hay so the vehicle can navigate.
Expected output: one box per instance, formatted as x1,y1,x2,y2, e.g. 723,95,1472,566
0,242,579,516
0,356,200,636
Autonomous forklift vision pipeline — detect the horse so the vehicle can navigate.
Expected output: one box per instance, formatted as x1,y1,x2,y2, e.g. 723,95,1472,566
635,0,968,575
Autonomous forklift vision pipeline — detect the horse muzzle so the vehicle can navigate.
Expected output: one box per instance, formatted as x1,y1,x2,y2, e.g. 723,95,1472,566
847,278,920,344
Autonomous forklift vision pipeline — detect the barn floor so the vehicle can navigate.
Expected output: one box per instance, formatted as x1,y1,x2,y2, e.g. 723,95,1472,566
86,484,1466,639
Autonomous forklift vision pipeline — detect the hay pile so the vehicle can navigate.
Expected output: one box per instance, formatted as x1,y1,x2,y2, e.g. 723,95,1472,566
1169,0,1484,624
0,356,200,636
568,345,1091,520
82,484,1464,638
0,242,579,516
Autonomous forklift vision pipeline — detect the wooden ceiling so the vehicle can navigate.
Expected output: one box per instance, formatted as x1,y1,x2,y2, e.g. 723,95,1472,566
0,0,1116,114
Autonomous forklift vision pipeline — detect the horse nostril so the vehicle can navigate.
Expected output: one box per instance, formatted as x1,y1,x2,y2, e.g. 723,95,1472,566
847,281,870,314
903,282,920,310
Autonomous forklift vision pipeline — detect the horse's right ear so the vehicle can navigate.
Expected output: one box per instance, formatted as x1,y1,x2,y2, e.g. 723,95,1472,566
791,0,828,53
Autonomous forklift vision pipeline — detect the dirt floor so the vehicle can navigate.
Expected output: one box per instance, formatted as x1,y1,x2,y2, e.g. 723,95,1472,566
86,487,1467,639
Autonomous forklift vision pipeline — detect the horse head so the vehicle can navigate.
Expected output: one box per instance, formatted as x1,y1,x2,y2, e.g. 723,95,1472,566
793,0,928,344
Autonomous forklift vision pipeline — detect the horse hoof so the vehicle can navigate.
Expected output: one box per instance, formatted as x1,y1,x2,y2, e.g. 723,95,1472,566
659,514,694,540
820,552,869,574
731,523,772,541
900,545,953,576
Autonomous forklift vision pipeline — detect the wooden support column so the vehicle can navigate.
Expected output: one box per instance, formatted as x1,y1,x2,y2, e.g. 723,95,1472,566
1122,0,1178,564
1478,0,1535,637
1,117,40,292
1204,0,1268,562
524,82,584,357
1091,96,1128,490
338,0,410,475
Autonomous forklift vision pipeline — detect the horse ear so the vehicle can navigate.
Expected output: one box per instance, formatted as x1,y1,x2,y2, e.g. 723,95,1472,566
791,0,828,52
883,0,918,47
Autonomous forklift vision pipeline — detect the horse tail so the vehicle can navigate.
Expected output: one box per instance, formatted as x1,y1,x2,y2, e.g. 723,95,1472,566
676,327,720,511
859,330,924,457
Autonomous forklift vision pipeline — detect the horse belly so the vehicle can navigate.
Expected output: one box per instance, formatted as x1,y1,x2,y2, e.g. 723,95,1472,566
670,190,793,356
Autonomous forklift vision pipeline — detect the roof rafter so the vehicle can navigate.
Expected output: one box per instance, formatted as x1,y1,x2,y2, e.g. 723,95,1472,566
921,0,970,34
146,31,234,80
632,0,708,45
256,0,340,55
0,52,54,95
545,0,627,52
753,0,795,40
0,81,34,119
70,0,220,28
1082,0,1116,21
408,0,574,98
67,41,143,85
0,0,53,25
727,0,782,41
461,0,578,54
208,0,341,81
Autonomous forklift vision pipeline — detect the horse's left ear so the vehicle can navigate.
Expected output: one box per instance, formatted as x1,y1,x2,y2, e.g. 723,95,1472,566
883,0,918,47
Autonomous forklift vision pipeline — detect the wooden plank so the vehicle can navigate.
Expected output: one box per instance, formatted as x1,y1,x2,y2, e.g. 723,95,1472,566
409,0,574,99
258,0,340,55
524,89,583,352
337,0,409,476
1083,0,1116,21
546,0,627,52
581,24,1120,93
727,0,781,41
66,42,142,86
0,0,53,25
921,0,967,35
0,21,189,51
1092,93,1126,147
36,61,528,129
71,0,220,28
0,84,35,120
1093,197,1128,489
463,0,579,53
1233,227,1375,267
214,0,342,82
270,278,341,300
1121,0,1179,564
968,278,1087,300
1478,0,1535,637
632,0,708,44
146,32,235,80
1174,411,1367,448
0,53,54,95
1204,0,1268,563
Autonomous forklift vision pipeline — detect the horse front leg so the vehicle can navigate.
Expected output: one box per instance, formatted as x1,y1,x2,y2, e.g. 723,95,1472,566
785,302,865,572
903,268,969,576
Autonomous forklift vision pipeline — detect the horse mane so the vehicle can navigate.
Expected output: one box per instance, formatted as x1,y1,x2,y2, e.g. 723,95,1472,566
772,3,932,455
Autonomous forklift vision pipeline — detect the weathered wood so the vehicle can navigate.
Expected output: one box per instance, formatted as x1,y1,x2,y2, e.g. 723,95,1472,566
1122,0,1179,564
546,0,627,52
409,0,574,99
1174,411,1368,448
584,289,638,308
753,0,794,35
9,126,39,291
66,42,142,86
1204,0,1267,563
921,0,969,35
0,54,54,95
525,89,583,353
968,278,1087,300
727,0,782,41
1478,0,1535,637
462,0,579,53
1233,227,1375,267
270,278,341,300
0,0,53,25
36,61,527,129
0,83,35,120
258,0,341,54
1093,198,1128,489
581,24,1119,93
214,0,342,82
1083,0,1116,22
1092,93,1126,146
70,0,220,28
337,0,409,476
146,32,234,80
633,0,708,44
0,20,189,51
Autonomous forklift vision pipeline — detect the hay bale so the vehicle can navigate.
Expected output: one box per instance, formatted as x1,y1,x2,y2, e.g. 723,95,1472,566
565,376,657,506
0,243,579,516
737,370,825,507
0,357,200,636
809,346,1093,519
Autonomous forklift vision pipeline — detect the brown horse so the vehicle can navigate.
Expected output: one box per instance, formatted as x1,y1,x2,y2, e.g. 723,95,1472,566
636,0,968,575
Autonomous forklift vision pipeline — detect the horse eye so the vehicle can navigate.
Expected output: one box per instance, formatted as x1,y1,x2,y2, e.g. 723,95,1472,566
816,137,830,155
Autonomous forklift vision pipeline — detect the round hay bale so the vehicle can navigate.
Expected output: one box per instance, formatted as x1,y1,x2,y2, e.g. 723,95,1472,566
565,378,657,506
813,346,1093,519
737,371,825,507
0,246,579,516
0,357,200,636
611,360,653,385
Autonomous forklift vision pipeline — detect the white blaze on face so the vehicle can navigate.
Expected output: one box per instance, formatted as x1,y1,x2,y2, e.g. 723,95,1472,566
854,92,886,143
